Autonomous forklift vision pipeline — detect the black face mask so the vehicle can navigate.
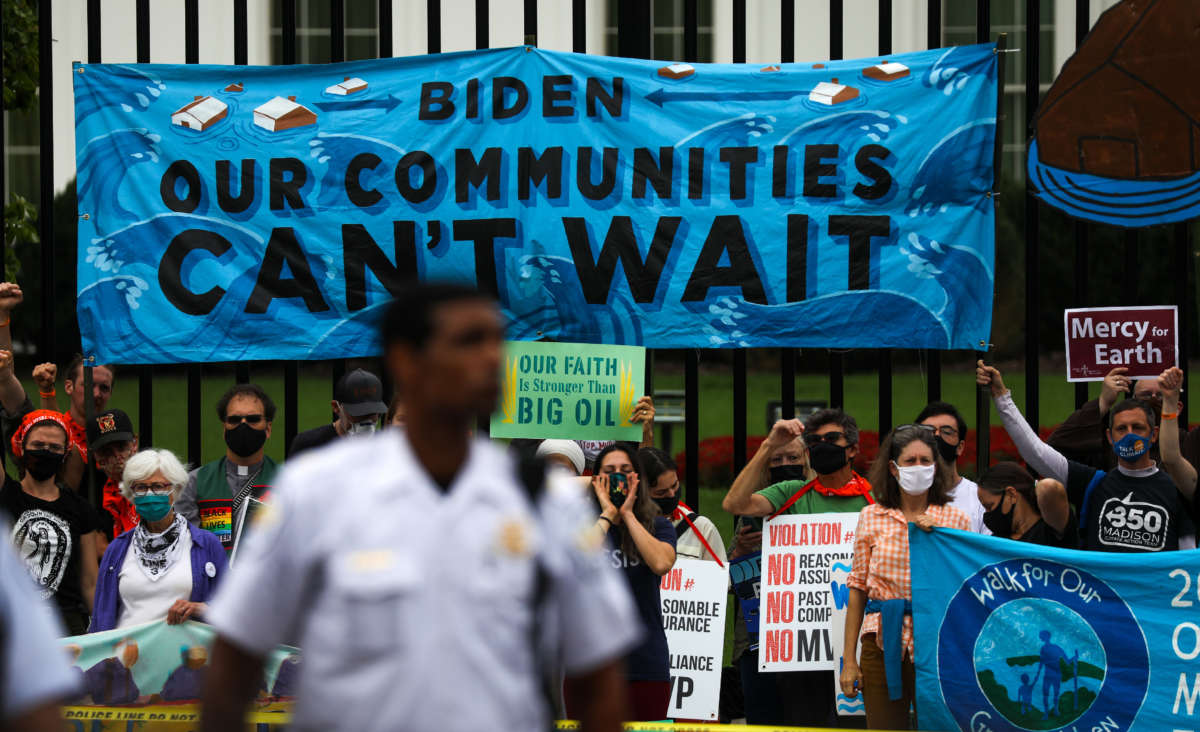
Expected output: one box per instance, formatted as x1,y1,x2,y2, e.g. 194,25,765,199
983,496,1015,536
807,441,849,475
224,423,268,458
22,450,65,482
654,495,679,516
769,464,809,485
935,436,959,465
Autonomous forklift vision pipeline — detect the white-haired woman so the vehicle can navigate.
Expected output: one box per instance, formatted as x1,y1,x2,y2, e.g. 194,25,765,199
89,449,228,632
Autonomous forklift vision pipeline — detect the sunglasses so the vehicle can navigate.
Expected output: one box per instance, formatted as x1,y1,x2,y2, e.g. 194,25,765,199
224,414,264,426
803,431,846,445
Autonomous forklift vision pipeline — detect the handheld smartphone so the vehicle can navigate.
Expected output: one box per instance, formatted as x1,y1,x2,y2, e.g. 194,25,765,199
738,515,763,533
608,472,628,509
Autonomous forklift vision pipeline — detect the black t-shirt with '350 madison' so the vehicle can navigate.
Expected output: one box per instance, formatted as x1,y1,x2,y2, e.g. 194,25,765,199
1066,461,1194,552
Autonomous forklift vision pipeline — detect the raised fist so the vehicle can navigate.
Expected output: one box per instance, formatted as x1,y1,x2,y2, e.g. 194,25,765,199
32,362,57,391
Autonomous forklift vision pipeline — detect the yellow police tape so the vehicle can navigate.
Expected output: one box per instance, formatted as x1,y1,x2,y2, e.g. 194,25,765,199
62,703,289,726
63,708,877,731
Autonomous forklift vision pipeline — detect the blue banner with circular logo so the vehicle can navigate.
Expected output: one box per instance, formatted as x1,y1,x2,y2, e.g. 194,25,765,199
912,527,1200,732
73,43,996,364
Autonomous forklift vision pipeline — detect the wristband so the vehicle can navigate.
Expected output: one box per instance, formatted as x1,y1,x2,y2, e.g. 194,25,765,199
1162,411,1179,420
598,515,613,526
38,390,56,398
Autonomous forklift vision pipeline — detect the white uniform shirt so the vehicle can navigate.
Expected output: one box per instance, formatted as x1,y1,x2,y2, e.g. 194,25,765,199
117,529,193,629
207,433,638,732
948,476,989,535
0,522,80,715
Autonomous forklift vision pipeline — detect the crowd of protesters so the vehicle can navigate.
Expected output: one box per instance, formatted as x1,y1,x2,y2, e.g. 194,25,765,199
0,279,1197,730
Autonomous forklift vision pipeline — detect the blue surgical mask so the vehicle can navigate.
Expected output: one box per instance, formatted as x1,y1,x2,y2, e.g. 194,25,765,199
1113,432,1150,461
133,494,172,522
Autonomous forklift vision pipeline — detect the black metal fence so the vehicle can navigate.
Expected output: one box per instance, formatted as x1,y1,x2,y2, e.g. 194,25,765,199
2,0,1194,512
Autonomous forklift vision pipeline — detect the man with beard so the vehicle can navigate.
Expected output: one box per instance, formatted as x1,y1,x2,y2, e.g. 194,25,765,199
0,411,101,635
88,409,140,542
916,401,987,533
175,385,279,554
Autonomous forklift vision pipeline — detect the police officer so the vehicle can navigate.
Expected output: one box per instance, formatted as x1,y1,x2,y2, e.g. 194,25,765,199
201,283,639,732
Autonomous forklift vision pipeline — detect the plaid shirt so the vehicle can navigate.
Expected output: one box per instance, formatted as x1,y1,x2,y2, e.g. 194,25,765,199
847,502,968,659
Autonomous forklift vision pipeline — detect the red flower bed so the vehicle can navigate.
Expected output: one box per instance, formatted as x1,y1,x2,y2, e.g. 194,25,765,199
675,426,1058,487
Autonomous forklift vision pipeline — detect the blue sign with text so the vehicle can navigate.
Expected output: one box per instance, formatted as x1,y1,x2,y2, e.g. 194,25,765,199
74,44,997,363
912,527,1200,732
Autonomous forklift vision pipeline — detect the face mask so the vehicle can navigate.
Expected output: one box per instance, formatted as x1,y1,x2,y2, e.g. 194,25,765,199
808,441,849,475
133,494,172,522
893,462,935,495
935,437,959,465
982,495,1015,536
1112,432,1150,461
348,421,378,436
654,495,679,516
22,450,65,482
225,422,267,458
769,464,809,485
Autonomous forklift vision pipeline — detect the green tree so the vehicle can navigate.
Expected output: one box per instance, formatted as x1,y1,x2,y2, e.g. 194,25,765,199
2,195,38,281
2,0,40,111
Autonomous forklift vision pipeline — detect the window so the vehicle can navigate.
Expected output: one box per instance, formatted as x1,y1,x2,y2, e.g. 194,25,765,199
605,0,715,62
270,0,379,64
944,0,1057,182
3,106,40,203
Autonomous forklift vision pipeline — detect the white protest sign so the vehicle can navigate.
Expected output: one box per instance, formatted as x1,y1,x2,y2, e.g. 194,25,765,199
760,512,858,672
659,557,728,721
830,558,865,716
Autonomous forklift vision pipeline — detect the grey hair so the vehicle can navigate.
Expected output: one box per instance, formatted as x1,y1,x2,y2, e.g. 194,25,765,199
119,449,191,502
803,408,860,446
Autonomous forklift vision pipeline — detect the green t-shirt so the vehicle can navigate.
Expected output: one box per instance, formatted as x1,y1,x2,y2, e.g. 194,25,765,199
756,478,870,515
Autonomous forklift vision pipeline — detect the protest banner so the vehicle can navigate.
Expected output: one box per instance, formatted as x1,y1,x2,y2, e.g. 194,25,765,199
659,558,728,721
729,551,763,651
913,526,1200,732
489,341,644,441
60,619,297,721
74,44,997,363
759,512,857,672
1064,305,1177,381
829,557,865,717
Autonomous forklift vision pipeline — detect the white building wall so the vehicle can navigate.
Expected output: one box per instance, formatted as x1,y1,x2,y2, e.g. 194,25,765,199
38,0,1117,192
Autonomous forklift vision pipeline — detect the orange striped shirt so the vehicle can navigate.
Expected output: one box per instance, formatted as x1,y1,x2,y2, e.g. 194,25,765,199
847,502,968,658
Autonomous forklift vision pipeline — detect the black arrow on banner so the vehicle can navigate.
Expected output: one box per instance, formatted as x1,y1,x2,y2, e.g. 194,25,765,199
312,94,402,113
644,88,812,107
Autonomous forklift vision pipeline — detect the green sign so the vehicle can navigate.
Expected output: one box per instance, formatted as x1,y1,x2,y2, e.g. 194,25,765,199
491,341,645,441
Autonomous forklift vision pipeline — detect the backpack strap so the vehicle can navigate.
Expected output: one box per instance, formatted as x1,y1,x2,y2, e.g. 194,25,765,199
1078,469,1107,550
675,512,701,538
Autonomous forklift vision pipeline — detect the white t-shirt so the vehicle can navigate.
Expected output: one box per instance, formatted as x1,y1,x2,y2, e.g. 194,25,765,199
117,528,193,629
673,511,728,565
948,476,989,535
207,433,639,732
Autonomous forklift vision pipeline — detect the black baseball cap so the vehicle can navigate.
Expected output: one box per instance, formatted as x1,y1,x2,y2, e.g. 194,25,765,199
87,409,136,451
334,369,388,417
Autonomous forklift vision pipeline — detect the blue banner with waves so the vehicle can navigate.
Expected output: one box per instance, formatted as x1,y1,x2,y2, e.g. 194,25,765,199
912,527,1200,732
74,44,996,364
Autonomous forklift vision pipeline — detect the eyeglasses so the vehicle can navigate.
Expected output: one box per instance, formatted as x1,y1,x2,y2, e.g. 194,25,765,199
895,423,958,440
224,414,264,426
803,431,846,446
26,441,67,455
129,482,173,496
897,422,960,439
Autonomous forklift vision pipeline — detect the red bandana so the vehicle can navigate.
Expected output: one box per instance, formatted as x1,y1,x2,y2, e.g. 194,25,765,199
102,478,140,536
11,410,75,458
